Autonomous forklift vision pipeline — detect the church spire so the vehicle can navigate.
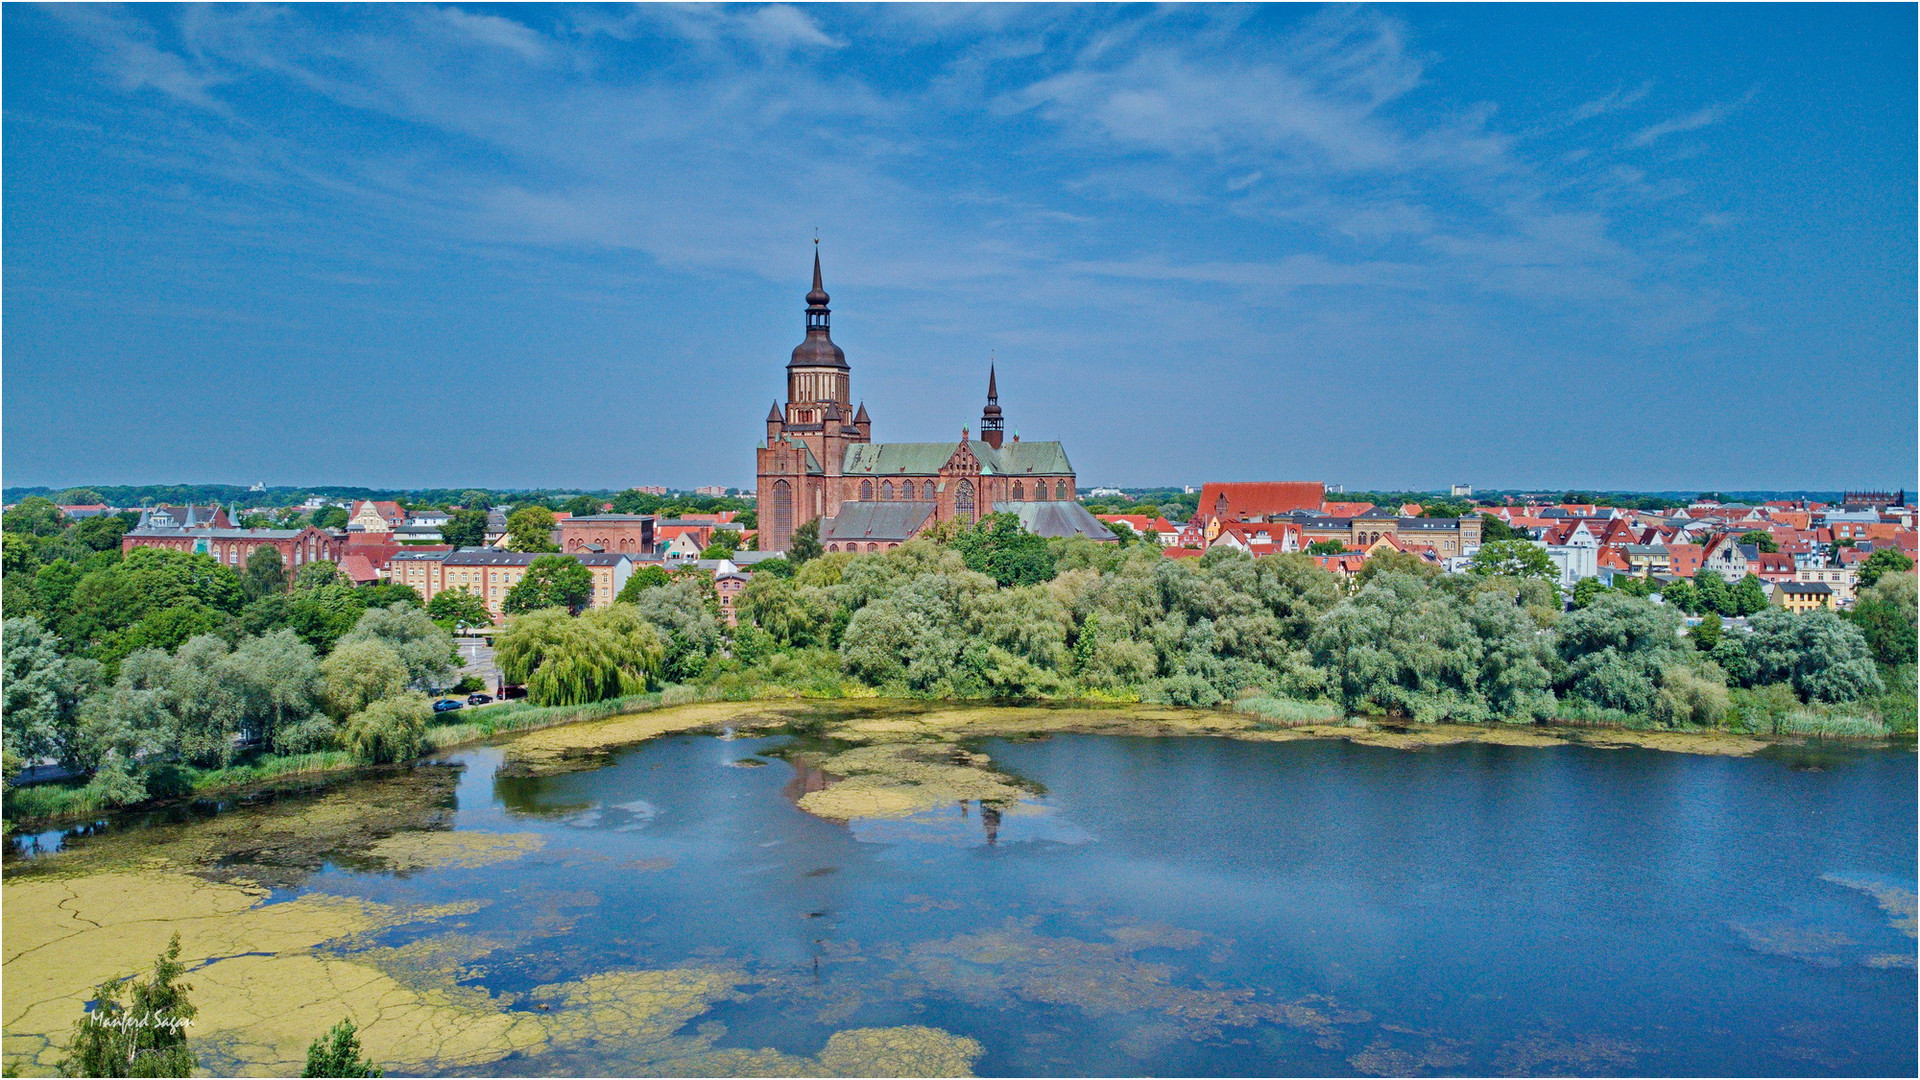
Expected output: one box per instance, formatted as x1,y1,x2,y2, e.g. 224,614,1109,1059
979,362,1005,449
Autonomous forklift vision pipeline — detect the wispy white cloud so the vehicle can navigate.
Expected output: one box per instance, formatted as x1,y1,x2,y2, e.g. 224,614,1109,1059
1568,79,1655,123
1630,87,1759,146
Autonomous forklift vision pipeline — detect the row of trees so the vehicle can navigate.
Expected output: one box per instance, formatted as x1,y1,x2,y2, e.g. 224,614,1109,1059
486,513,1909,735
4,595,458,804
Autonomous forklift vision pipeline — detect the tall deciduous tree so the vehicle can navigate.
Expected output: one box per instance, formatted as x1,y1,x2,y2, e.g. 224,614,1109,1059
1857,548,1915,589
1468,540,1558,581
951,513,1056,587
320,638,409,718
244,547,288,598
440,508,488,549
1745,608,1884,703
505,507,560,553
338,604,456,689
503,556,594,615
786,520,823,565
426,587,493,630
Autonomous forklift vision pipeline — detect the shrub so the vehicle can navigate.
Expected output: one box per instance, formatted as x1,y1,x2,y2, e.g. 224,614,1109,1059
275,715,341,755
1649,663,1730,728
343,694,429,764
1234,696,1343,727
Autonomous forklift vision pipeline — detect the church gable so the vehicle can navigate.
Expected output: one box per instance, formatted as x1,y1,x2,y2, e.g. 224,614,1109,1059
942,440,980,474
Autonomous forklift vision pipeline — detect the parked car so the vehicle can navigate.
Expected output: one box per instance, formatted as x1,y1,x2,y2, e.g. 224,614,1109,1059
499,685,528,700
432,699,464,714
466,693,493,706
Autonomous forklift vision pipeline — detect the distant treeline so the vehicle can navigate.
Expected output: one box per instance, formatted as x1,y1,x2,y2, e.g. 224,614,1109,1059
2,485,750,510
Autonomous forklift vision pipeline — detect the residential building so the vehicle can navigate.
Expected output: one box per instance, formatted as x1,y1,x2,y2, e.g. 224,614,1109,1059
1698,534,1751,580
1288,507,1483,558
713,560,749,626
1794,564,1858,604
1533,541,1599,589
694,485,730,497
348,500,405,532
392,550,634,621
1774,581,1834,612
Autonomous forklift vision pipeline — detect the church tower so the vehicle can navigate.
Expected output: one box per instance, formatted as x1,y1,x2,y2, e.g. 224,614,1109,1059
758,244,870,553
785,245,851,426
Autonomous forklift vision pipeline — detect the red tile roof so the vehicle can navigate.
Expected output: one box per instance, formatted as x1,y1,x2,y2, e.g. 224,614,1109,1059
1199,482,1325,521
338,554,380,584
1321,501,1377,517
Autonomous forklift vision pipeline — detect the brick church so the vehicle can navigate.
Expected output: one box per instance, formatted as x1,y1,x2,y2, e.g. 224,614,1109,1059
756,248,1111,553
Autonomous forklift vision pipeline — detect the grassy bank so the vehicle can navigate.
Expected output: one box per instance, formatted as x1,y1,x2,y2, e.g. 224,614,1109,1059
4,751,361,830
10,686,1909,834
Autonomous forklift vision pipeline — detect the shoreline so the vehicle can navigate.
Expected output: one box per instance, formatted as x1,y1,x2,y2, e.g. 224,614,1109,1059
5,694,1910,835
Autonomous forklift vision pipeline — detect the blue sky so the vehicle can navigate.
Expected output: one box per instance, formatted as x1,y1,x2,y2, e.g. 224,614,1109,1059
4,3,1914,491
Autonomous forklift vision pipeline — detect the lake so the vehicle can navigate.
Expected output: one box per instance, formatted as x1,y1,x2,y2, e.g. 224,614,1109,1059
4,704,1914,1077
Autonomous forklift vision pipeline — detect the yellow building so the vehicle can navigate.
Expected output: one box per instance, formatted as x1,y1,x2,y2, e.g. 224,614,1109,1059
393,550,635,622
1773,581,1834,613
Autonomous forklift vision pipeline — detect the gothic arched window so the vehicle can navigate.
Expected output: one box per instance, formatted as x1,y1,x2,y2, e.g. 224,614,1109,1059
956,480,975,511
860,480,873,501
772,480,792,545
867,543,878,552
1011,481,1023,501
881,480,894,500
922,481,935,500
1055,480,1070,500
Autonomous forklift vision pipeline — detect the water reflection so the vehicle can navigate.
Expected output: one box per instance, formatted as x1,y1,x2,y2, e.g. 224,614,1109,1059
5,724,1914,1078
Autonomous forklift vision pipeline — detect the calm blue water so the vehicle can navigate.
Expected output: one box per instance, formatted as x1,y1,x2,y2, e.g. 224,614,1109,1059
17,730,1918,1075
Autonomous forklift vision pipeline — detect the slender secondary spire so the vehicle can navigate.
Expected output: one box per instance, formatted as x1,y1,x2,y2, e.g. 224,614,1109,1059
979,363,1005,448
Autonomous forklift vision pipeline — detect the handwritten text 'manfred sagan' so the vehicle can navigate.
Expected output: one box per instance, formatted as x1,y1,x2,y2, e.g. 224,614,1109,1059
88,1012,195,1033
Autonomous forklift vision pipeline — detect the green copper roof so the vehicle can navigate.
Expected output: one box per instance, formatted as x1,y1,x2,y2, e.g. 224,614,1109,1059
841,440,1072,477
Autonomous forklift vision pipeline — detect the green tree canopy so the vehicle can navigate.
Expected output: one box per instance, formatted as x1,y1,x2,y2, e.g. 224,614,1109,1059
440,508,488,549
60,933,197,1078
302,1018,382,1078
426,587,493,631
1857,548,1915,589
700,530,742,559
311,506,350,530
950,513,1057,587
495,607,665,704
3,616,102,771
1480,514,1525,542
1304,540,1348,556
320,638,409,718
786,519,823,565
1844,573,1917,670
614,565,674,603
1745,608,1883,703
1737,530,1778,553
243,546,288,599
505,507,560,553
503,555,594,615
1468,540,1558,581
342,693,429,764
71,514,132,552
4,496,67,536
338,603,456,689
